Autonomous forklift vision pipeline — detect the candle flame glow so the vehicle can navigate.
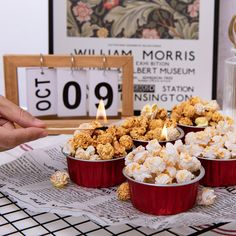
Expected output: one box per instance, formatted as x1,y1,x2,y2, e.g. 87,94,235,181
161,124,168,141
96,100,107,124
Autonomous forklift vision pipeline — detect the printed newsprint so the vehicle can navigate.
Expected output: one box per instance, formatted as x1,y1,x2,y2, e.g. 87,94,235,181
0,144,236,229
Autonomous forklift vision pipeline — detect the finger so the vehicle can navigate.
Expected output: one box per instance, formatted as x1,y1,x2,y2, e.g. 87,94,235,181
3,121,15,130
0,95,46,128
0,127,48,149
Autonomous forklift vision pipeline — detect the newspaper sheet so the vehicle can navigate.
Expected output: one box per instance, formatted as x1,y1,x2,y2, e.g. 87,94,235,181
0,143,236,230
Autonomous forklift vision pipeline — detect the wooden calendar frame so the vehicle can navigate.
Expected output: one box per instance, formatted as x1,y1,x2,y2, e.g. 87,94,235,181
3,54,134,134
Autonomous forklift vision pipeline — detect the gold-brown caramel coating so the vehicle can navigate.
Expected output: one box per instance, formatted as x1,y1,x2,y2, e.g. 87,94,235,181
179,117,193,126
97,143,114,160
73,132,93,149
183,105,195,118
119,135,133,150
130,127,146,139
211,111,224,123
117,182,130,201
97,133,113,145
113,140,126,157
149,119,163,130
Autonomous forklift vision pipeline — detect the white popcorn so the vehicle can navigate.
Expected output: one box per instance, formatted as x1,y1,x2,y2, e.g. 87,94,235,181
216,148,231,160
86,145,95,156
90,154,100,160
210,135,225,148
194,103,206,115
176,169,194,183
144,156,166,174
133,165,152,182
197,188,216,206
50,171,69,188
141,104,158,119
187,144,204,157
132,145,145,155
146,139,162,156
205,100,219,111
125,163,141,178
63,140,75,156
167,127,180,140
178,153,201,172
125,152,135,165
185,132,196,145
174,139,186,153
216,120,233,135
133,150,150,164
203,146,217,159
165,166,177,178
155,173,172,184
75,148,90,160
160,143,179,166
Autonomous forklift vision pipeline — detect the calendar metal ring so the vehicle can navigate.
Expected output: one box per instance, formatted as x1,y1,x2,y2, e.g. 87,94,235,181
70,53,75,73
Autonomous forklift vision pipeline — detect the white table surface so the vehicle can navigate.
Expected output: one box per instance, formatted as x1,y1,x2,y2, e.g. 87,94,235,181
0,135,235,236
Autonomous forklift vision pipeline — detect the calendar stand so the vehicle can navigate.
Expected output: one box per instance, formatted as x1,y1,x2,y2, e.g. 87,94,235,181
3,55,134,134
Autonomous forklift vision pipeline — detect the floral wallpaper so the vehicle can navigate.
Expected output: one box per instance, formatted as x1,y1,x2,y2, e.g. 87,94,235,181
67,0,199,39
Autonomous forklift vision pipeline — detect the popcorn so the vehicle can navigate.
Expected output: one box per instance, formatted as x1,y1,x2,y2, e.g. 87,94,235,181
133,150,150,164
165,166,177,178
203,146,218,159
117,182,130,201
146,139,162,156
155,173,172,184
172,97,231,127
195,117,208,127
194,103,206,115
178,153,201,172
160,143,178,166
113,141,126,157
73,132,93,149
125,163,141,178
97,143,114,160
129,164,152,182
167,127,180,140
50,171,69,188
63,140,75,156
119,135,133,150
97,133,113,145
144,156,166,174
176,170,194,183
197,188,216,206
75,148,90,160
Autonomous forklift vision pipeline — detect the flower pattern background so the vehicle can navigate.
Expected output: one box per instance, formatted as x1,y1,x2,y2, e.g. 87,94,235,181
67,0,199,39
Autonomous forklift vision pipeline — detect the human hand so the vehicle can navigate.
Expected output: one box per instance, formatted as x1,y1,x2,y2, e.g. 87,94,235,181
0,95,48,151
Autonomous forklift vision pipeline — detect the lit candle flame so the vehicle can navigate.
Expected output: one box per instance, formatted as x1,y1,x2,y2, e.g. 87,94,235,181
96,100,107,124
161,124,168,141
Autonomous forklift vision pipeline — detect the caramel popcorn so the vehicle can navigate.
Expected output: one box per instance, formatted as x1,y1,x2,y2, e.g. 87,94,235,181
172,97,231,127
97,133,113,145
73,132,93,149
97,143,114,160
119,135,133,150
179,117,193,126
149,119,163,130
50,171,69,188
183,105,195,118
117,182,131,201
130,127,146,139
113,140,126,157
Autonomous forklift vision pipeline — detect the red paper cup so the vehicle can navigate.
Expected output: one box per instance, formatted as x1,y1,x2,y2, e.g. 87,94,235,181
123,167,205,215
65,154,126,188
133,127,185,147
177,124,206,135
198,157,236,187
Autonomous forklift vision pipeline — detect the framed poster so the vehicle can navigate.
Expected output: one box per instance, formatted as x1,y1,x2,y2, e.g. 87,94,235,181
49,0,219,112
